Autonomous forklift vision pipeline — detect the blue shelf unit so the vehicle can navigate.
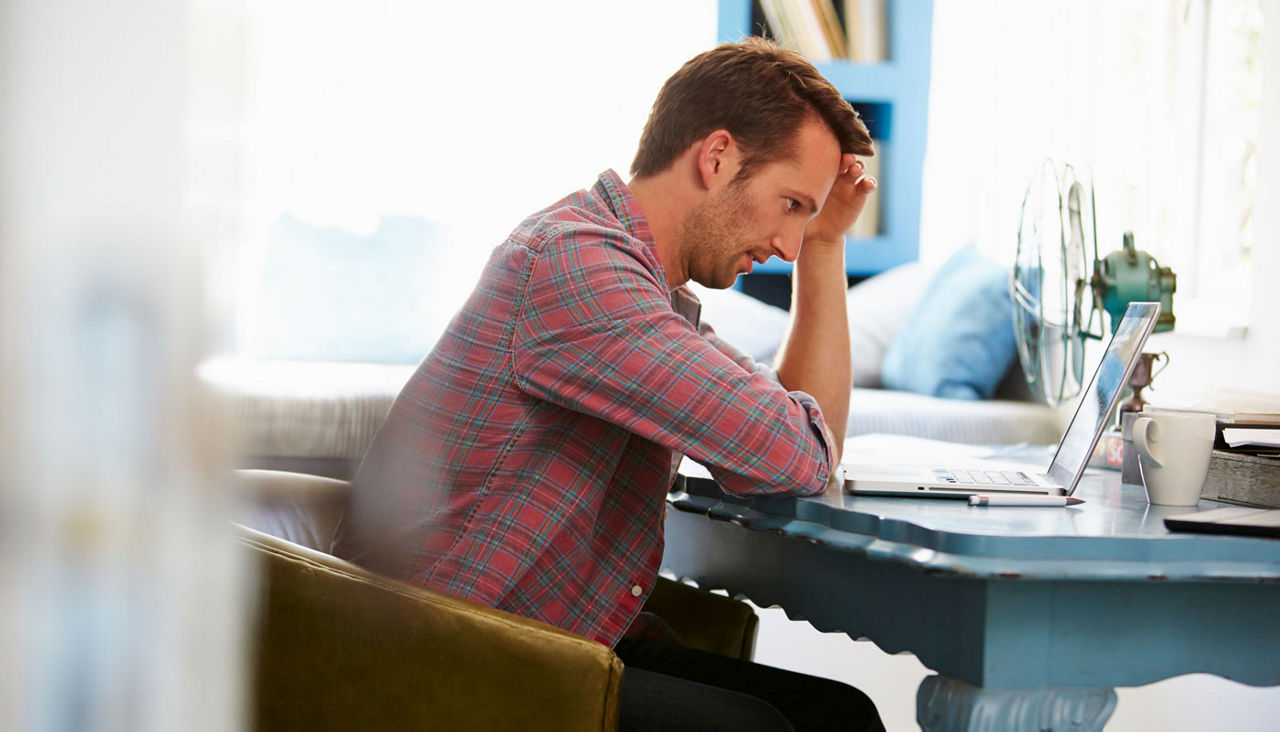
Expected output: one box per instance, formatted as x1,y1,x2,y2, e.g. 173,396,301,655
718,0,933,280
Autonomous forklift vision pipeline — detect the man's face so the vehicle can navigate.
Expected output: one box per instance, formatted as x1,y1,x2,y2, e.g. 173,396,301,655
679,118,842,289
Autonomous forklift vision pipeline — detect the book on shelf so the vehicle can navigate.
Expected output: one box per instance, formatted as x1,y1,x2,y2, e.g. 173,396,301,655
844,0,888,63
759,0,887,63
760,0,831,61
811,0,848,58
790,0,834,61
758,0,796,54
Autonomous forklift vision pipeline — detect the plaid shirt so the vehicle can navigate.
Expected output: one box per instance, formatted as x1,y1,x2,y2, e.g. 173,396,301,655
333,170,834,647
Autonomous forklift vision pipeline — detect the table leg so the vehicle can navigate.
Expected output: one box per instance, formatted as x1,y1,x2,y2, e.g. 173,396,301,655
916,675,1117,732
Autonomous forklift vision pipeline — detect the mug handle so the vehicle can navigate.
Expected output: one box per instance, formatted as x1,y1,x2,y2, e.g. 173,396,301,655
1132,416,1163,468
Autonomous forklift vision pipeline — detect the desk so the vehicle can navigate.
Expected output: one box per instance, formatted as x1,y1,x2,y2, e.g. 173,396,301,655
661,467,1280,731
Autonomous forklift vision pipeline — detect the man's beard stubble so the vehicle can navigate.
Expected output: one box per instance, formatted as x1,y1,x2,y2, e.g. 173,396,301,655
678,181,754,290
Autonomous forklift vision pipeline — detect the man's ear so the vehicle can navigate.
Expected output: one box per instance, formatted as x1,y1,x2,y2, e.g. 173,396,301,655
696,129,738,190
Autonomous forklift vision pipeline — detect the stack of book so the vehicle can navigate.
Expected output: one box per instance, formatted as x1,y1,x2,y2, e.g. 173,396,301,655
759,0,888,63
1204,411,1280,508
1115,389,1280,504
1144,389,1280,507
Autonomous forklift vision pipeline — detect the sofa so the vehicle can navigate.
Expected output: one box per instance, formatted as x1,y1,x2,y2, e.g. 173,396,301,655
204,257,1066,481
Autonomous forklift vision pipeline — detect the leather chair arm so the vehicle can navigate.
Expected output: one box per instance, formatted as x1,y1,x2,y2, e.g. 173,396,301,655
642,576,759,661
237,526,622,731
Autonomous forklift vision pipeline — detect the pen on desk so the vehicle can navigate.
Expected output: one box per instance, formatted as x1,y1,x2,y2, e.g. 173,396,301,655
968,495,1085,507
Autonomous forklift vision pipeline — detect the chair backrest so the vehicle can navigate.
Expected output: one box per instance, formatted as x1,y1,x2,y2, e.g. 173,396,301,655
237,524,623,731
232,467,627,731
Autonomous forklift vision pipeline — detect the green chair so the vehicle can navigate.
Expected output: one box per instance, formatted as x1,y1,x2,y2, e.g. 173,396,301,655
233,469,757,731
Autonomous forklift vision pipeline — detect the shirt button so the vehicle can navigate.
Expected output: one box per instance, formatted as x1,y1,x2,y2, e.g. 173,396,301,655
630,585,643,597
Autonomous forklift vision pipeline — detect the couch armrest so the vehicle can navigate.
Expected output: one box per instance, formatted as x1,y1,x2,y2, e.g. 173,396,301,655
232,469,351,552
237,526,622,731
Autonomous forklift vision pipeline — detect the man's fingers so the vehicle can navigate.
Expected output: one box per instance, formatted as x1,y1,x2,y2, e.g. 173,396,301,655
838,152,859,176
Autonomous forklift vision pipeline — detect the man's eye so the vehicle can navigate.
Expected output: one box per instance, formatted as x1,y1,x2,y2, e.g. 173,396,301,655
785,198,800,213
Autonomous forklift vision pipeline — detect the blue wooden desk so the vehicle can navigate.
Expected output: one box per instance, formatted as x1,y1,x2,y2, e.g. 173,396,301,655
661,466,1280,731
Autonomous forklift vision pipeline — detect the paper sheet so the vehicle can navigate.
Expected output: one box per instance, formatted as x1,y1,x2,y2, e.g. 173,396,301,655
1223,428,1280,449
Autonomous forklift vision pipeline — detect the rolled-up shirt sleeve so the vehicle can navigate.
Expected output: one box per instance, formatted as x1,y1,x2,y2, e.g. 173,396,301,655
675,287,837,494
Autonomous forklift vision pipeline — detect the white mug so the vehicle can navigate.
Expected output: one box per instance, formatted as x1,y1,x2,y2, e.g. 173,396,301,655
1131,411,1217,506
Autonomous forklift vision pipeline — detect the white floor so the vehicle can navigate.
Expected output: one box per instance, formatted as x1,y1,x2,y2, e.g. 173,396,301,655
749,602,1280,731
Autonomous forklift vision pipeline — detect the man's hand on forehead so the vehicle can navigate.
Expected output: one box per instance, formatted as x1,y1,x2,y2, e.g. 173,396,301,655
842,153,869,185
805,152,878,249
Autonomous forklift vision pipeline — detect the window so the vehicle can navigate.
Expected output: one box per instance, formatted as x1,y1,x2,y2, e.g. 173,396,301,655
236,0,716,361
921,0,1264,336
1197,0,1263,295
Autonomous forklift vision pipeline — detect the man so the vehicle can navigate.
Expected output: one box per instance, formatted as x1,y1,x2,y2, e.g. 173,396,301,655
334,38,882,730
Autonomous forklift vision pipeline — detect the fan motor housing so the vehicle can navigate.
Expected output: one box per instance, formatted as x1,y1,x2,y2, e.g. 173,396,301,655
1093,232,1177,333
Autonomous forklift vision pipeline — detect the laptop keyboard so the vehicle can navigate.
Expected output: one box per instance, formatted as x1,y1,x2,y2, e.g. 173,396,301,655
934,468,1037,487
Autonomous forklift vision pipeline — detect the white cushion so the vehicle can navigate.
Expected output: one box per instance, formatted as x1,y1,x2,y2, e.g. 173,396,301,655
848,387,1067,445
846,262,935,387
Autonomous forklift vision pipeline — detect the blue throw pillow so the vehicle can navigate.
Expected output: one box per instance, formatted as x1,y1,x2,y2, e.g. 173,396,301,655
881,245,1017,400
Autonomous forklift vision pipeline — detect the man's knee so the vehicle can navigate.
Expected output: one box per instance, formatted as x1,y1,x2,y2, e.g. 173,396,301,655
784,675,884,732
620,666,794,732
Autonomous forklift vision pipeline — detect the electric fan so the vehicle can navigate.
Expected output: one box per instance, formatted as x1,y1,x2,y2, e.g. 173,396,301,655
1011,161,1098,408
1012,160,1178,408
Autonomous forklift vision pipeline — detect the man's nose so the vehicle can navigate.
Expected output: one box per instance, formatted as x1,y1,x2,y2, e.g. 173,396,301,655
769,226,804,262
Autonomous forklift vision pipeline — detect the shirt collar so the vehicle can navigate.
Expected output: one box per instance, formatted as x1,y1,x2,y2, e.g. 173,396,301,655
594,170,692,320
669,285,702,328
593,169,651,242
593,169,668,277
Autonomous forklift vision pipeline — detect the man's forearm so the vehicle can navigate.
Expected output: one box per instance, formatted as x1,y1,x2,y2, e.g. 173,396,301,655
772,241,851,459
771,153,874,465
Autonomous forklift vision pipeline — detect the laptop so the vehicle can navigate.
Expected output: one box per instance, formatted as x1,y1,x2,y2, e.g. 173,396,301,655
844,302,1162,499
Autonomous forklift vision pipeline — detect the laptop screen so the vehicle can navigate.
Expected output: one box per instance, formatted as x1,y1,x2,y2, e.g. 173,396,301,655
1047,302,1162,489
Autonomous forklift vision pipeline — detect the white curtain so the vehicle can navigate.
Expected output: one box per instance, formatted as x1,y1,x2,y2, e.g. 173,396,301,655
235,0,718,354
920,0,1263,326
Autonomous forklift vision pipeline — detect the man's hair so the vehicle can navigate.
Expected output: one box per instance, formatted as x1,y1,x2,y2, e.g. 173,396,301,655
630,38,874,180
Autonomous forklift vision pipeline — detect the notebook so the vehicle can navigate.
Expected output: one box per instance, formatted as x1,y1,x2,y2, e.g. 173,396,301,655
844,302,1162,499
1164,506,1280,539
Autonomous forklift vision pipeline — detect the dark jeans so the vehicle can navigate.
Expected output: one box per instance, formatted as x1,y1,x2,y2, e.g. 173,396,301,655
615,638,885,732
